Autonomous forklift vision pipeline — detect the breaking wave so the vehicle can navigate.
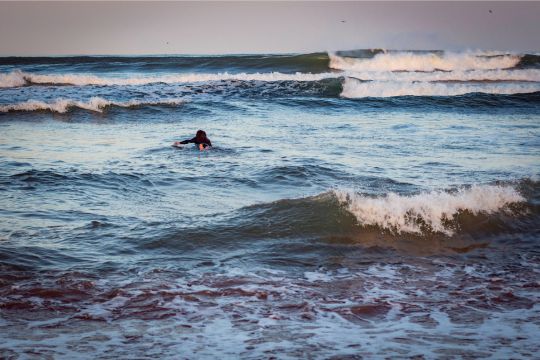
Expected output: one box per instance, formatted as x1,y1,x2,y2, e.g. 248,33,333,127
329,52,523,72
334,184,525,235
0,70,339,88
341,77,540,98
0,97,185,113
3,68,539,90
1,50,539,103
173,183,533,247
344,68,540,83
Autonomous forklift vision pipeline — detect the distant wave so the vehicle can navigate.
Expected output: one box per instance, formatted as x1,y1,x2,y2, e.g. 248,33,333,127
0,97,185,113
1,50,539,100
341,77,540,98
3,68,540,89
334,184,525,235
2,51,537,72
0,52,331,73
344,68,540,83
0,70,339,88
329,52,523,72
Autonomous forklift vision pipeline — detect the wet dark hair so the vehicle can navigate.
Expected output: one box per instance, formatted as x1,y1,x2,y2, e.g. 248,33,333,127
196,130,206,138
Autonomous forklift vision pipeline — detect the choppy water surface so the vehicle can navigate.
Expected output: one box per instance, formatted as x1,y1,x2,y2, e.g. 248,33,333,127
1,50,540,359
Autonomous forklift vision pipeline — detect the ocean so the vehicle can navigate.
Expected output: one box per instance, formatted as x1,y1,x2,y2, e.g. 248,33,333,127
0,50,539,358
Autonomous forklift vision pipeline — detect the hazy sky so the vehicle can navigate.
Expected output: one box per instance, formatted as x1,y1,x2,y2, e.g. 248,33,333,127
1,1,539,55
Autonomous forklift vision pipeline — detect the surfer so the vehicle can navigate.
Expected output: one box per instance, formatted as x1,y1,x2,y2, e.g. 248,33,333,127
174,129,212,149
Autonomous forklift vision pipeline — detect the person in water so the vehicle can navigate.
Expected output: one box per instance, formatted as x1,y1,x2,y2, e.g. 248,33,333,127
175,130,212,149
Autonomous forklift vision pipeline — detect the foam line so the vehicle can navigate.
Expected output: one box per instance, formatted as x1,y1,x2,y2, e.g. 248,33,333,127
345,69,540,83
340,77,540,98
0,70,340,88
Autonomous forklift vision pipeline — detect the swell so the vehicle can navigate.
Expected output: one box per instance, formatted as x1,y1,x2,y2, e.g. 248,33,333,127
2,91,539,115
0,52,331,73
3,169,162,192
11,169,531,240
139,181,538,256
1,178,537,268
1,51,536,73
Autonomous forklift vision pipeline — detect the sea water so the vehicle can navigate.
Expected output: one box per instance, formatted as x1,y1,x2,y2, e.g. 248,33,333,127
0,50,539,358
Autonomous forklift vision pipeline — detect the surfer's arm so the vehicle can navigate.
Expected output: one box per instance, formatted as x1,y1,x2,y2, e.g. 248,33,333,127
178,137,196,144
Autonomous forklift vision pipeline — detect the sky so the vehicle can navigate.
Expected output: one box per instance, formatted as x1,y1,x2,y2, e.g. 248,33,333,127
0,1,539,56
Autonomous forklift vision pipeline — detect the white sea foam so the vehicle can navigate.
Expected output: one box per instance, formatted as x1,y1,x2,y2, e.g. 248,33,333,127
345,68,540,83
333,51,540,97
334,185,525,235
329,52,522,72
341,77,540,98
0,97,185,113
0,70,28,88
0,69,339,88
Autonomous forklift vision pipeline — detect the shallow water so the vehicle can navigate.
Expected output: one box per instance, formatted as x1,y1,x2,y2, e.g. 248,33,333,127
1,51,540,358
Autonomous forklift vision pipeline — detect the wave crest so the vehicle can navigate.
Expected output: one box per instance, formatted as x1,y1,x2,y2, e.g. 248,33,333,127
334,185,525,235
329,52,522,72
0,97,185,113
341,77,540,98
344,69,540,83
0,70,339,88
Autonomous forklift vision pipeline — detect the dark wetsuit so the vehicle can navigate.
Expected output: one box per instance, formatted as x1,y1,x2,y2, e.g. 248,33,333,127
179,137,212,147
